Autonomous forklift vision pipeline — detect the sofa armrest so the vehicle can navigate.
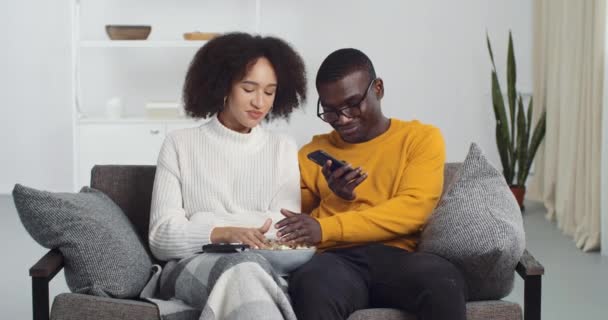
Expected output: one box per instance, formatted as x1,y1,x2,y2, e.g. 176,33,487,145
516,249,545,277
515,249,544,320
30,249,64,279
30,249,64,320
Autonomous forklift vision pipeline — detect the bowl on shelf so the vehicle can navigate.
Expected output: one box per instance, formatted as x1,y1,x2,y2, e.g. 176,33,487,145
183,32,220,41
105,25,151,40
145,101,182,119
253,247,316,276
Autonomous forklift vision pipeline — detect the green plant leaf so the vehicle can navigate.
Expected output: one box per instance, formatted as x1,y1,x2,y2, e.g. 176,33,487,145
516,95,528,186
486,32,497,71
522,110,546,183
526,97,533,142
507,31,517,178
491,70,513,183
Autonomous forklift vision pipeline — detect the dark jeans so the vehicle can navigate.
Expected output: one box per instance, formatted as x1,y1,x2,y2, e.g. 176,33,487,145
289,244,467,320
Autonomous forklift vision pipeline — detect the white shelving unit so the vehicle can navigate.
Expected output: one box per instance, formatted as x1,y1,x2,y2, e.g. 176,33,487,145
80,40,208,48
71,0,261,190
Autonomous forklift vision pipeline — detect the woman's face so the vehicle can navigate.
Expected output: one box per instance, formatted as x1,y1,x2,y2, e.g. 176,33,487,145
219,57,277,133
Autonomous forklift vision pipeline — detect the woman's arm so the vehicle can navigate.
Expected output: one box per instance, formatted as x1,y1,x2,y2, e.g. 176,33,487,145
149,134,301,260
267,137,302,236
148,135,224,261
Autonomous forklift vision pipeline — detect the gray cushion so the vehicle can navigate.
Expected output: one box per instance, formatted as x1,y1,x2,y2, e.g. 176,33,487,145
418,143,525,300
51,293,159,320
13,184,153,298
50,293,521,320
346,301,522,320
442,163,463,196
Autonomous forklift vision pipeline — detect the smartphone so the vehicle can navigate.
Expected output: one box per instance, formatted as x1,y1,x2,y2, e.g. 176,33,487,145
307,150,346,172
202,243,250,253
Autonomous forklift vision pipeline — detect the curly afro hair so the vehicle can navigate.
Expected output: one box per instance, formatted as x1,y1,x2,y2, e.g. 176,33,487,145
183,32,307,120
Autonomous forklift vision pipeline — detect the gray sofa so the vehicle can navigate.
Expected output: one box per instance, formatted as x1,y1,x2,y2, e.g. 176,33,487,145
29,164,544,320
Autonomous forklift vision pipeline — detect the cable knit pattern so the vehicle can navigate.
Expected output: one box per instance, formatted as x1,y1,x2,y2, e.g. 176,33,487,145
419,143,525,300
149,115,301,261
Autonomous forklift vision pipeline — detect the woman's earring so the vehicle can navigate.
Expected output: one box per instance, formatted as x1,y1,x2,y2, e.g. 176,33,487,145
222,96,227,110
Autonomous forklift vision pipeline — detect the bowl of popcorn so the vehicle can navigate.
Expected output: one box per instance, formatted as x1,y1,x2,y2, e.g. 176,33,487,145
253,239,316,276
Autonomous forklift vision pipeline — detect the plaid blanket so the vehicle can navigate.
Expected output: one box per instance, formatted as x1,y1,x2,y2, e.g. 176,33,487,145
140,252,296,320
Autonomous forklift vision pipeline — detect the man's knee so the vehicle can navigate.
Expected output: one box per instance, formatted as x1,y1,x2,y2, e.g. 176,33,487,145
289,254,339,297
413,253,468,301
289,253,368,320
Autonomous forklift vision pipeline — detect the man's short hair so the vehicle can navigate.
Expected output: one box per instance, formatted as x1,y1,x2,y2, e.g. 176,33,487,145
316,48,376,88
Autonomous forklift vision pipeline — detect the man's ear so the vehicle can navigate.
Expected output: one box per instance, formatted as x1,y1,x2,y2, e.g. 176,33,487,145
374,78,385,100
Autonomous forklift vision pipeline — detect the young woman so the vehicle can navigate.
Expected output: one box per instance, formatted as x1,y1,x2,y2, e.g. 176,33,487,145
145,33,307,320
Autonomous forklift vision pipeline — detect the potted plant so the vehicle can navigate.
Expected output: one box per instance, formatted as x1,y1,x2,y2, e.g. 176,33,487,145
486,31,546,210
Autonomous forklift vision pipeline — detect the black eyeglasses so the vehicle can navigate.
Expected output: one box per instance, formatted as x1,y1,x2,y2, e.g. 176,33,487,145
317,78,377,123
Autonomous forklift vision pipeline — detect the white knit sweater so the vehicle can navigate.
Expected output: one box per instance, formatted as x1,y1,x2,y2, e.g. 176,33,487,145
148,115,301,261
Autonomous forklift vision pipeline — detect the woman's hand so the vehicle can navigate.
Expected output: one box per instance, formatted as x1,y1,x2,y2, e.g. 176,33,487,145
210,218,272,249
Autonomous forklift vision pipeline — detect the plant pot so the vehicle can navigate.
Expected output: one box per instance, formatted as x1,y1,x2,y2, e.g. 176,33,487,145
509,185,526,211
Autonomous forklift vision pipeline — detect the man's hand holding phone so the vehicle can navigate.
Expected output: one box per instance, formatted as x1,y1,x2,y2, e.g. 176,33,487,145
307,150,368,200
322,160,367,200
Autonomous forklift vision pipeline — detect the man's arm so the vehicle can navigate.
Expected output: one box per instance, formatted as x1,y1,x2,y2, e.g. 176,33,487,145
316,129,446,243
300,166,321,214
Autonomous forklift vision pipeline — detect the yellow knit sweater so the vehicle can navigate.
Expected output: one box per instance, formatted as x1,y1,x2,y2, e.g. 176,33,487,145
299,119,446,252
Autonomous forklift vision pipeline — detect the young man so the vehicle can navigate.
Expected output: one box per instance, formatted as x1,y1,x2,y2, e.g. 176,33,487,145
276,48,467,320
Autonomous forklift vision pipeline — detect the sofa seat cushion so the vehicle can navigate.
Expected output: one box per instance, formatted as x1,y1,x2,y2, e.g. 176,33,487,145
346,300,522,320
51,293,159,320
51,293,521,320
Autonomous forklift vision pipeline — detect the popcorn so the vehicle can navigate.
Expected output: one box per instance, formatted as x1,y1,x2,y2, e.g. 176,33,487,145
264,238,311,250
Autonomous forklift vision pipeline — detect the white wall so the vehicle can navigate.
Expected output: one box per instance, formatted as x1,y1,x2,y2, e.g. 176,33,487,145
260,0,533,167
0,1,73,318
0,0,533,319
0,0,73,194
0,0,532,194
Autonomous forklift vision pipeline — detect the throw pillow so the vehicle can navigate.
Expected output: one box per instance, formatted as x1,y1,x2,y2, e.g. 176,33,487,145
418,143,525,300
13,184,153,298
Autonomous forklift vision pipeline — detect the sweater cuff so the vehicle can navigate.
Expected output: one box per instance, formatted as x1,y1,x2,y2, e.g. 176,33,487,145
188,213,217,245
317,216,343,242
